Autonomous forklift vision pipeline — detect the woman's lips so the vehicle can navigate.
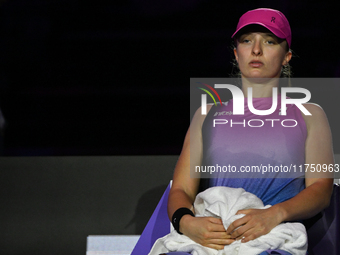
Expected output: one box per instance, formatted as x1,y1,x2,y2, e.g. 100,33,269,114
249,61,263,68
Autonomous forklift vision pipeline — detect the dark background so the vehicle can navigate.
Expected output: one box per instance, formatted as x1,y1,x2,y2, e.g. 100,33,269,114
0,0,339,156
0,1,340,255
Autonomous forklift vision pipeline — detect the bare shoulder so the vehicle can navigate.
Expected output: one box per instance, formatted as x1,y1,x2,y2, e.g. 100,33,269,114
301,103,330,131
192,103,214,128
303,102,324,114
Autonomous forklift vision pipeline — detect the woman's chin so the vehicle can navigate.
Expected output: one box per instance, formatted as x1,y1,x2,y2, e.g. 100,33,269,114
242,76,280,85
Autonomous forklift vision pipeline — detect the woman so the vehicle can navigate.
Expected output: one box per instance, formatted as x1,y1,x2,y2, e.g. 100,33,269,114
168,8,334,252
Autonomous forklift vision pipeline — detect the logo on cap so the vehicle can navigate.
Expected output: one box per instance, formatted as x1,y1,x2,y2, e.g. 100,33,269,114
271,17,276,23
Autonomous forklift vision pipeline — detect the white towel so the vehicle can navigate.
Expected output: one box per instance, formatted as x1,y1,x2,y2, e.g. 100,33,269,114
149,186,307,255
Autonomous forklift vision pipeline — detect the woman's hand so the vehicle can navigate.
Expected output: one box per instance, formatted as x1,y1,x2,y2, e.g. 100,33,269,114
225,206,283,243
180,215,235,250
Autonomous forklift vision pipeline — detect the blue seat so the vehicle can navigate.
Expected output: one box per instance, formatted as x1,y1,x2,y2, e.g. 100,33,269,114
131,182,190,255
131,183,340,255
304,184,339,255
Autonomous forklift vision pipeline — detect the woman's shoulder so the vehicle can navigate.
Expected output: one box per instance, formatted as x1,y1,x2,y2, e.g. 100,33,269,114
302,102,323,112
192,101,230,123
191,103,214,127
301,103,330,131
302,102,327,119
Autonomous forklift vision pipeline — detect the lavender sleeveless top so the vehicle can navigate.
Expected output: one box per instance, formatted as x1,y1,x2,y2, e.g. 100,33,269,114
201,96,307,206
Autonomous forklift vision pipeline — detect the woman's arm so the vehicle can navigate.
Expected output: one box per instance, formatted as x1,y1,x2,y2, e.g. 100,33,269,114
167,106,204,219
168,105,235,250
274,103,334,221
226,103,334,242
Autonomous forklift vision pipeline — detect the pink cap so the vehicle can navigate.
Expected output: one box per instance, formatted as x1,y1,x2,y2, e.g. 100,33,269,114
232,8,291,47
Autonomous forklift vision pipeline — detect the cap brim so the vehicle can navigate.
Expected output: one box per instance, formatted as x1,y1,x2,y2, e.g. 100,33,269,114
231,22,286,40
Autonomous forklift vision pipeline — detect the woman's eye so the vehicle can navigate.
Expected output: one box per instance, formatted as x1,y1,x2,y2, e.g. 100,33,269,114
267,40,276,45
242,39,251,43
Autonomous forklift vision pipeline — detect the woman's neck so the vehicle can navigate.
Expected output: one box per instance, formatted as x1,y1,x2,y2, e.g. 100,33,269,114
241,77,279,98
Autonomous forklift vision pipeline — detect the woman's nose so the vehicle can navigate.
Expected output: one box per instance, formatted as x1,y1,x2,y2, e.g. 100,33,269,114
252,40,262,56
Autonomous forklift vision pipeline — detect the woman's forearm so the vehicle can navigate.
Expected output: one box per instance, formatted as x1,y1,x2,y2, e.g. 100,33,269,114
167,187,196,221
273,178,333,223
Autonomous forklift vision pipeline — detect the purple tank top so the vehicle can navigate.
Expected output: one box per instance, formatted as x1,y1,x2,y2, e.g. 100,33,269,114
201,95,307,205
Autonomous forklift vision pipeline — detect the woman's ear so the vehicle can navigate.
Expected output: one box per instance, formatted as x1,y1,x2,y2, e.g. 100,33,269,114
283,50,292,66
233,48,238,62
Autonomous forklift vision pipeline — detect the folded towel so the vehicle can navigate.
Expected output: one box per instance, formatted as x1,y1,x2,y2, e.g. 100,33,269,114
149,187,307,255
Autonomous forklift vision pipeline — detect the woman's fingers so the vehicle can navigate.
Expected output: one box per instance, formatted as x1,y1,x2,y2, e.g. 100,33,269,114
201,232,235,250
235,225,265,243
207,217,223,225
204,230,233,240
181,216,235,249
206,218,227,232
204,238,235,250
229,218,256,239
225,215,249,236
226,208,281,242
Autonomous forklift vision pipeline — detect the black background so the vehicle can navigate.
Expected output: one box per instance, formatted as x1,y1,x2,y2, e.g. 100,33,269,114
0,0,339,156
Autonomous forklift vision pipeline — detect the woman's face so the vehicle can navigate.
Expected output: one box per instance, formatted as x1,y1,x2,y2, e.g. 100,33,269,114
234,26,292,79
